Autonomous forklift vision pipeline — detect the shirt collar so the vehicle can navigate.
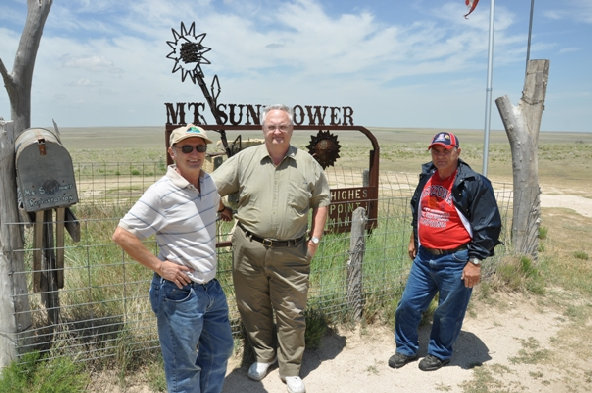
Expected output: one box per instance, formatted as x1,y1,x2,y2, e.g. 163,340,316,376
256,144,297,163
166,165,202,189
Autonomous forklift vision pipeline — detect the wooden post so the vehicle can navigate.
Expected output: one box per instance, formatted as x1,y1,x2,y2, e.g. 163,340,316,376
495,59,549,259
346,207,367,321
0,121,33,367
362,169,369,187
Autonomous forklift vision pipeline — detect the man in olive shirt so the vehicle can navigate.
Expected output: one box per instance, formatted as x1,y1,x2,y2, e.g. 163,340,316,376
212,104,330,393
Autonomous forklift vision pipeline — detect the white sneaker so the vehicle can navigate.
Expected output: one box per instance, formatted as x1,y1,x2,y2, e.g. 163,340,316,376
285,376,306,393
247,358,277,381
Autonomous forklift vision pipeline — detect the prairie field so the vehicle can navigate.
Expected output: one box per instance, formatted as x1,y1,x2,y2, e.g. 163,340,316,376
59,125,592,193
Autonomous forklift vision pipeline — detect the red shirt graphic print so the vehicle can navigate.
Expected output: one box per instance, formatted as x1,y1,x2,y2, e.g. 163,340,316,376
418,169,471,249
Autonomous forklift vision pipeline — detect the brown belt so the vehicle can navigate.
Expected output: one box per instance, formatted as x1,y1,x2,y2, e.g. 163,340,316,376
422,245,468,256
238,222,305,248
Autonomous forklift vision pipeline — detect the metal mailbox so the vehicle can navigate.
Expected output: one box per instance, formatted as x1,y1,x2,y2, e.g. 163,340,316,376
14,126,79,300
15,127,78,211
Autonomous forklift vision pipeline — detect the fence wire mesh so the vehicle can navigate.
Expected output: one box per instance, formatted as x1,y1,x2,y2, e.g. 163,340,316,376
6,161,512,366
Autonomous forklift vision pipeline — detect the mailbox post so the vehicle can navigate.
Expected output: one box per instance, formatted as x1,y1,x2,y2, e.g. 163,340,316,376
15,126,79,324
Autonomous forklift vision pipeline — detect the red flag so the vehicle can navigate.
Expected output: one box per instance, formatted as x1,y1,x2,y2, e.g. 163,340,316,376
464,0,479,18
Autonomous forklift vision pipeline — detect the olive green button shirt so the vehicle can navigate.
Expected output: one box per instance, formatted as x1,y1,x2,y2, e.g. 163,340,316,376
211,144,330,240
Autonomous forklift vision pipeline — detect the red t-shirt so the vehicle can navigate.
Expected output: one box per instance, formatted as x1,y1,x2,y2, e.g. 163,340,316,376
418,169,471,249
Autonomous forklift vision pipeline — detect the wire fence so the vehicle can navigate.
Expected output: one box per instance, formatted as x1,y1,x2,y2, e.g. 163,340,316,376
7,160,513,367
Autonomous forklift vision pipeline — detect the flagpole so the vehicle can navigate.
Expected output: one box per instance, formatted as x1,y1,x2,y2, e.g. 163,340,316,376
525,0,535,75
482,0,495,176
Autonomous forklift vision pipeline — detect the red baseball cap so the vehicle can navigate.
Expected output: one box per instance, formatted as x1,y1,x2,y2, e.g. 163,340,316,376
428,132,459,149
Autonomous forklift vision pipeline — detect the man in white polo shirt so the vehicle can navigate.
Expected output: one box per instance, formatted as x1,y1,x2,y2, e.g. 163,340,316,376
112,124,234,393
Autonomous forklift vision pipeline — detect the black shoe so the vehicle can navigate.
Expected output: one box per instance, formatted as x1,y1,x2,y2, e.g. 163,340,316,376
418,354,450,371
388,352,418,369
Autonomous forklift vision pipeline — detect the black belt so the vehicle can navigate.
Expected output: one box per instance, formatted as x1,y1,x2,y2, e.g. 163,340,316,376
238,222,305,248
423,245,467,256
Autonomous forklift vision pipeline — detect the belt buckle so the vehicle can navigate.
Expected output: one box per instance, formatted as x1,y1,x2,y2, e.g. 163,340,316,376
426,247,443,255
262,239,273,248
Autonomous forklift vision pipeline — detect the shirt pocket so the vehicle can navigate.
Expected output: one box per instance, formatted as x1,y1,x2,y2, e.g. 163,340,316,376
287,174,312,215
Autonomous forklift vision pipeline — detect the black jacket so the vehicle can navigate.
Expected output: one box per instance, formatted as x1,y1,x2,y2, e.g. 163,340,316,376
410,159,502,260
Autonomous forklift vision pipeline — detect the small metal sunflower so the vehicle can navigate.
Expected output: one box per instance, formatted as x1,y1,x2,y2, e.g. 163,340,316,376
307,130,341,168
166,22,212,83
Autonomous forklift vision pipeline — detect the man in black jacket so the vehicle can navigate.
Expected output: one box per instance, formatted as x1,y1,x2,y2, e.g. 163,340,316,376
389,132,501,371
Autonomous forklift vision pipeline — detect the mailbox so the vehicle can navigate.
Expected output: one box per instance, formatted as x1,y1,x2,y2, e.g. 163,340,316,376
15,127,78,212
14,126,79,297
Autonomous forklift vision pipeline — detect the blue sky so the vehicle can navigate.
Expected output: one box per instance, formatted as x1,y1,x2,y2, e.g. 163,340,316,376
1,0,591,132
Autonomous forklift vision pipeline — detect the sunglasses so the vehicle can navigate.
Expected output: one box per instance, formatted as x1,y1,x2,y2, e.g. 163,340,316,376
177,145,207,153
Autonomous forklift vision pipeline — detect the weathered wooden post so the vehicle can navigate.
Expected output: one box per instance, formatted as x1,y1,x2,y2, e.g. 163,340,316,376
346,207,367,321
0,120,33,367
495,59,549,259
1,0,54,366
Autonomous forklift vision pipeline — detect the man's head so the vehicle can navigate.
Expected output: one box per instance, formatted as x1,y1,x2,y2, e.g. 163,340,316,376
261,104,294,153
428,132,461,176
168,124,212,177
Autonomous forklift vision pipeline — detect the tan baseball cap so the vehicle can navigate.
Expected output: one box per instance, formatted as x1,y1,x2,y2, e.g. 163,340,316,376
169,124,213,145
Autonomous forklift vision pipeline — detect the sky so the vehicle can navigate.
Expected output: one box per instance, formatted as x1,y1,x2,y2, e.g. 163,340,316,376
0,0,591,132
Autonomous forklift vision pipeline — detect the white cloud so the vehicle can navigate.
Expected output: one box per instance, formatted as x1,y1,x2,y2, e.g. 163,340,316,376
543,0,592,24
72,78,95,87
62,55,114,70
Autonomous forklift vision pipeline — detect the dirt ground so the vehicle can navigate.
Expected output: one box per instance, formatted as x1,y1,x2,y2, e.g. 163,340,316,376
220,291,586,393
90,194,592,393
540,194,592,218
97,287,591,393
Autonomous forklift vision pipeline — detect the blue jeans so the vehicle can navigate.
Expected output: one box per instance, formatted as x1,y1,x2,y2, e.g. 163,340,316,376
395,246,472,360
149,274,234,393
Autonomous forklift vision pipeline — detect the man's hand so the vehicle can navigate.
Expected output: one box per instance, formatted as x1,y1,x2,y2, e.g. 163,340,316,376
461,262,481,288
159,260,193,289
218,206,233,222
307,241,319,258
408,236,416,260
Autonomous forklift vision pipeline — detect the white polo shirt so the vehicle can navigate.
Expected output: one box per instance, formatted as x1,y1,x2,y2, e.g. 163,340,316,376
118,165,220,284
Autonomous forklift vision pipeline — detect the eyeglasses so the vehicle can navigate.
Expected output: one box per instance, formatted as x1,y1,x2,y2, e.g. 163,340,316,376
265,124,292,132
177,145,207,153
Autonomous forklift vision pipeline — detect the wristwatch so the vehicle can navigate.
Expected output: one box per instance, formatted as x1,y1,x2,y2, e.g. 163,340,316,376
310,236,320,245
469,257,481,266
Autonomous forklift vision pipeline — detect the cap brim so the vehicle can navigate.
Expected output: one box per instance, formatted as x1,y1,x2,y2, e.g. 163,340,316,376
172,134,213,145
428,143,455,149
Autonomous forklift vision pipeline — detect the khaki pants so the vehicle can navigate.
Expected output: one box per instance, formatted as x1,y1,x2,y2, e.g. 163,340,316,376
232,225,310,377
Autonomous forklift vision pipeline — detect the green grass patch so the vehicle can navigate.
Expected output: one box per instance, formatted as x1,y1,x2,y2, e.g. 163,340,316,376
509,337,550,365
459,363,517,393
304,308,330,349
489,255,545,294
573,250,589,260
0,352,89,393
